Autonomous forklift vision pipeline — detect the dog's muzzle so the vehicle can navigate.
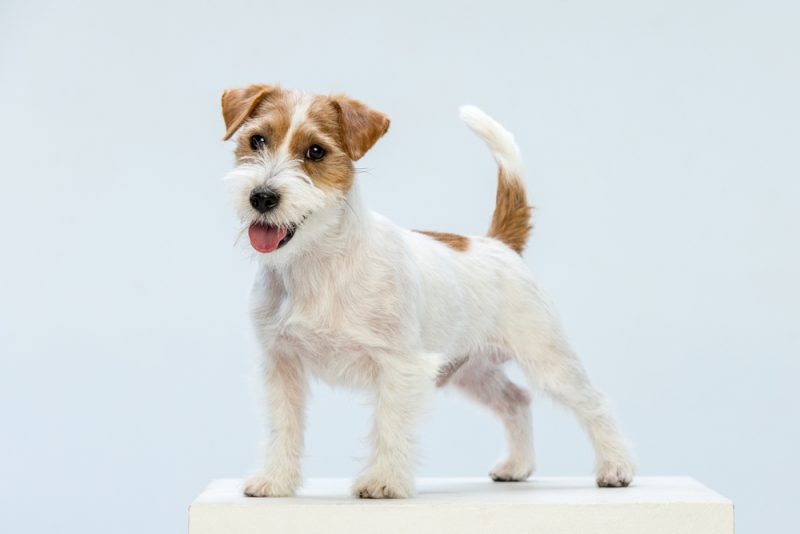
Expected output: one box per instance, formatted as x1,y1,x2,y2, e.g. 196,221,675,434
249,187,280,213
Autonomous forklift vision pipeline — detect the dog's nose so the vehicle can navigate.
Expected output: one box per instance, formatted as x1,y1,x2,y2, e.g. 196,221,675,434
249,188,280,213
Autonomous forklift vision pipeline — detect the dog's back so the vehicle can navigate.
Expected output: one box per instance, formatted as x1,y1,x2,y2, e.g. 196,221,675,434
386,107,544,357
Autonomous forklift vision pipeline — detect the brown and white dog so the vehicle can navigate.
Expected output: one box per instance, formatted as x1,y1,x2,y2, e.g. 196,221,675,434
221,85,634,498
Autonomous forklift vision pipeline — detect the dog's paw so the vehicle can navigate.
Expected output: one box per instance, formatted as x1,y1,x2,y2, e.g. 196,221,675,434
352,472,413,499
243,472,298,497
489,458,534,482
595,459,634,488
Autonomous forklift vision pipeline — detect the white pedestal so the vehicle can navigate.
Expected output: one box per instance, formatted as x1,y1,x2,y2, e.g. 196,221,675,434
188,477,734,534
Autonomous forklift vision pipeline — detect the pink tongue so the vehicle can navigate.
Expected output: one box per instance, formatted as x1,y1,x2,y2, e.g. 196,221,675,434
248,223,288,253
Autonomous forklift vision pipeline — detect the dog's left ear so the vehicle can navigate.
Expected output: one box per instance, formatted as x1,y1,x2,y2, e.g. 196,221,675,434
331,95,390,161
221,84,278,140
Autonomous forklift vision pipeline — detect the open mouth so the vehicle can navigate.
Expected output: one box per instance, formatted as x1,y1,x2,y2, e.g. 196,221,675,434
248,222,298,253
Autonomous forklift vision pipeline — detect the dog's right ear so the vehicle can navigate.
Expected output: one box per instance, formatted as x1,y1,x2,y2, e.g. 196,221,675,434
221,84,277,140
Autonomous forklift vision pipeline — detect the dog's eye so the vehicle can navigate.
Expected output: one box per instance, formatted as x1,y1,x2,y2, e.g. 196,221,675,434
249,135,267,151
305,144,326,162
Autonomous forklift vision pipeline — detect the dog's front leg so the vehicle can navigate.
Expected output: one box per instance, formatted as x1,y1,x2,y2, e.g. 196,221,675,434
244,354,307,497
353,355,435,499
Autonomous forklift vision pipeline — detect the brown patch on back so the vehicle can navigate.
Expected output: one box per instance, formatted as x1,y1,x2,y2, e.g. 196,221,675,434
414,230,470,251
487,168,532,254
232,90,295,160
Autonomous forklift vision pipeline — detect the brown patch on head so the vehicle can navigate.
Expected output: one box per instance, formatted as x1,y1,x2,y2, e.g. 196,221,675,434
414,230,470,252
221,84,282,140
330,95,390,161
221,85,391,195
231,92,293,162
289,96,355,192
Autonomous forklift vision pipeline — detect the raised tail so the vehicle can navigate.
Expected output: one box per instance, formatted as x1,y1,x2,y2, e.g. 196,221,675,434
459,105,532,254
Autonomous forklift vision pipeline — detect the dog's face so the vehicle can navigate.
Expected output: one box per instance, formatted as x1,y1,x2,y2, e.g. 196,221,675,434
221,85,389,263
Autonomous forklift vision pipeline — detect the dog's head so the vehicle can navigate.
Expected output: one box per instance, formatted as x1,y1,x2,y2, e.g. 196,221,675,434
221,84,389,262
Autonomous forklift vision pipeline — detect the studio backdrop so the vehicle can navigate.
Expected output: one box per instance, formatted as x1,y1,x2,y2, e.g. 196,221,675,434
1,1,798,533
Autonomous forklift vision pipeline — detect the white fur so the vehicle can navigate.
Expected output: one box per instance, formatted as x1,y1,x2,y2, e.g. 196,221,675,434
230,103,634,498
280,93,313,152
460,104,522,175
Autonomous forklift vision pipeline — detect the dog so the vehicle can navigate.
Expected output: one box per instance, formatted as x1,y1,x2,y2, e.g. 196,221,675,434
221,85,634,498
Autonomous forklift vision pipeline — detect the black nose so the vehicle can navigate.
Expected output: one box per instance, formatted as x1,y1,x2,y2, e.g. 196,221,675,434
249,188,280,213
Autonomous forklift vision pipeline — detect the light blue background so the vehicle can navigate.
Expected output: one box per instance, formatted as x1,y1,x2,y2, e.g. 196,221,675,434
1,1,798,533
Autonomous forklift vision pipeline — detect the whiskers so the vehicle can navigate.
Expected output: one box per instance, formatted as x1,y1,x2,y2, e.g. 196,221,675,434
343,197,359,220
233,223,249,247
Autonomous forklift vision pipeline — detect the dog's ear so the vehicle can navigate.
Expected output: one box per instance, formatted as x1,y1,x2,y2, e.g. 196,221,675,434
331,95,390,161
221,84,278,140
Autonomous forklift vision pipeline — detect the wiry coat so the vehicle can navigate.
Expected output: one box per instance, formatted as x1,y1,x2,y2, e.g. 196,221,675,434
221,86,634,498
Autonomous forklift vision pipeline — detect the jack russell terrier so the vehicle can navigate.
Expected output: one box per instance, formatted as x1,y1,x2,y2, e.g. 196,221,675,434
221,85,634,498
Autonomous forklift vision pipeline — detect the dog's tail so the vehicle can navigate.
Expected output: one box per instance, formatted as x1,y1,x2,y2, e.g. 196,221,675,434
459,105,532,254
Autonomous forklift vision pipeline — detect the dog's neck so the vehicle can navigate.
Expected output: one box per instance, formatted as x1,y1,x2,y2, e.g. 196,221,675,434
266,183,374,300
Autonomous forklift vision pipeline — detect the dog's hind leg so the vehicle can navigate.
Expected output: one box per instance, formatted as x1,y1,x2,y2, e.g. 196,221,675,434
511,329,634,487
452,362,535,482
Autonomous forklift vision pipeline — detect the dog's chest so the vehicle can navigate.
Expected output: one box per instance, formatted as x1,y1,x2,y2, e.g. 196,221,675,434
255,293,383,389
251,261,412,388
279,320,378,388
